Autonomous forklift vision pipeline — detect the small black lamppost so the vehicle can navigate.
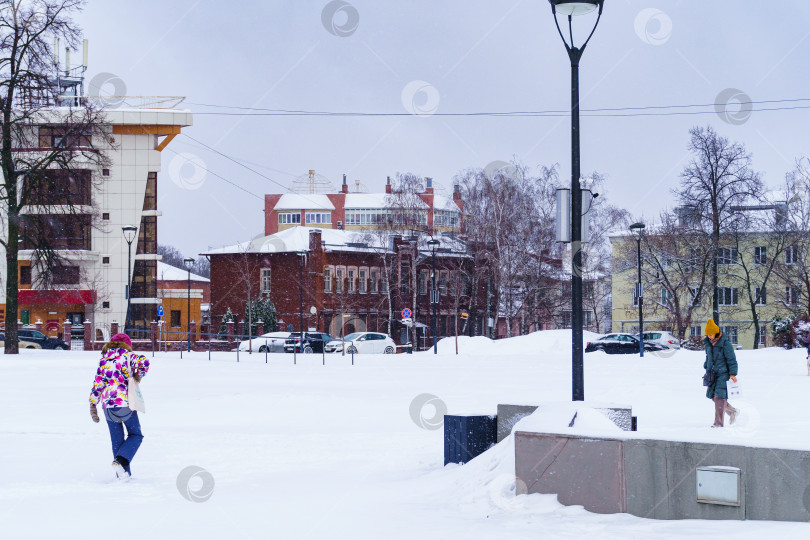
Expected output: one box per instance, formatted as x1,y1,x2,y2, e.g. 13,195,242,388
427,238,440,354
549,0,604,401
122,225,137,332
629,223,646,357
184,257,194,352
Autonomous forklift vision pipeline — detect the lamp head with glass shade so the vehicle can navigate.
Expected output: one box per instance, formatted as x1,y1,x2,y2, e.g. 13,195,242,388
183,257,194,270
629,222,646,233
122,225,137,244
549,0,602,16
427,238,440,252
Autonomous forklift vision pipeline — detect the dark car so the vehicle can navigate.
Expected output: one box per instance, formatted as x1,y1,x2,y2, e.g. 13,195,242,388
283,332,336,354
585,333,665,355
1,329,70,350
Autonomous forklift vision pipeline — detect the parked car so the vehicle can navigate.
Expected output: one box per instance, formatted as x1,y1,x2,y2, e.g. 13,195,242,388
283,332,337,354
237,331,290,352
0,333,41,349
325,332,397,354
2,329,69,350
640,331,681,350
585,333,666,355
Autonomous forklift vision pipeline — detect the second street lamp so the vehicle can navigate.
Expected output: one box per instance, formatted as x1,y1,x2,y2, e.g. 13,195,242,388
549,0,604,402
629,223,646,357
184,257,194,352
122,225,137,332
427,238,440,354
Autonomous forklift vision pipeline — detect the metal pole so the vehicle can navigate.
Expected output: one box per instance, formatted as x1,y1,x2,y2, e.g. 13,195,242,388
637,236,645,357
208,331,211,361
569,50,585,402
432,249,438,354
299,254,304,334
125,240,132,332
266,340,268,364
187,268,192,353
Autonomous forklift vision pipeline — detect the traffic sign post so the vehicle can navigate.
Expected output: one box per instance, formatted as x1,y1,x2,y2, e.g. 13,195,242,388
401,308,412,319
157,305,164,318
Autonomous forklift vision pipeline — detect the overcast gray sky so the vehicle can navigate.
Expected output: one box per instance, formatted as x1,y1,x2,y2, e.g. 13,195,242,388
76,1,810,257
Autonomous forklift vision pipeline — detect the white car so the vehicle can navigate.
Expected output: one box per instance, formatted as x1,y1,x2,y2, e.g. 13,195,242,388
238,331,290,352
325,332,397,354
640,331,681,350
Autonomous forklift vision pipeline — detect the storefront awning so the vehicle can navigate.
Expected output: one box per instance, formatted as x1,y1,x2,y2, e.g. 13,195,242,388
18,289,96,305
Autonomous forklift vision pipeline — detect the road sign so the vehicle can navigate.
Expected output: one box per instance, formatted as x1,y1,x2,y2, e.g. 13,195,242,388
401,308,412,318
460,311,469,320
157,305,164,318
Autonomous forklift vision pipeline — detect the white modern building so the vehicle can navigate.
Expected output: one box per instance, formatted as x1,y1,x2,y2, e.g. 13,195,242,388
0,101,192,341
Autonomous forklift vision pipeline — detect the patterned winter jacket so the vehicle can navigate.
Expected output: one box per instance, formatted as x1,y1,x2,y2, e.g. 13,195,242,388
89,348,150,408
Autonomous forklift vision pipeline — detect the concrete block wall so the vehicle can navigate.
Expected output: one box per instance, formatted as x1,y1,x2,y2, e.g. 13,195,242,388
497,403,633,442
515,431,810,522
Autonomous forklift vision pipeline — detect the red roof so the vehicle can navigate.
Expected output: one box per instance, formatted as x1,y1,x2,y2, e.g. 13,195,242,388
18,289,96,305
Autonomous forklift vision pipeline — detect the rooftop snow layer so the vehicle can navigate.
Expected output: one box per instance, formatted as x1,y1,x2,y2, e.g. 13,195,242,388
157,261,209,282
273,194,335,211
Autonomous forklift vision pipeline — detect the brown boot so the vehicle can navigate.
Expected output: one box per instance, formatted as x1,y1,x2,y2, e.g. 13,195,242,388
725,401,738,425
712,397,725,427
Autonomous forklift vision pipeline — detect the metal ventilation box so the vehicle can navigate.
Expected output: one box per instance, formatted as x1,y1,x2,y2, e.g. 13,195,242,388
696,466,742,506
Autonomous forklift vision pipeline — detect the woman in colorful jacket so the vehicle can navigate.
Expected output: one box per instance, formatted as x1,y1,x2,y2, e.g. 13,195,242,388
703,319,739,428
89,333,150,480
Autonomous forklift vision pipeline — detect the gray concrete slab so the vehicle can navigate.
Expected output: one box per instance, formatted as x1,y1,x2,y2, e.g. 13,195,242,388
497,403,633,443
515,431,626,514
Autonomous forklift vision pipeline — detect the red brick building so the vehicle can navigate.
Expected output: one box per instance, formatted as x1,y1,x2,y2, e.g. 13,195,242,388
264,176,463,237
203,227,490,347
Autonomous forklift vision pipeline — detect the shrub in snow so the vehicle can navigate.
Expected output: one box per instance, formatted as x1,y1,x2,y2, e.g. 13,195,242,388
792,315,810,349
217,307,235,340
772,315,797,349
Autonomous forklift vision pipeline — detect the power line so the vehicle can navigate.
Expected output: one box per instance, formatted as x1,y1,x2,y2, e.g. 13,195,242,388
183,97,810,118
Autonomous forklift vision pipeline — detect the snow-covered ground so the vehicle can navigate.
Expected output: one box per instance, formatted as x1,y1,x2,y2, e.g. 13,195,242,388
1,330,809,539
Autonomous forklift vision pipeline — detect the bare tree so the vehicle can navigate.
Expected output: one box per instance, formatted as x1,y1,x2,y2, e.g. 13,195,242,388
0,0,110,353
675,125,764,323
775,158,810,316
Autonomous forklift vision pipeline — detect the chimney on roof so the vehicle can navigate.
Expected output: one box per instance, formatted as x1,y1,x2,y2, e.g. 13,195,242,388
355,179,361,192
425,177,433,194
453,183,461,200
341,173,349,194
385,175,392,194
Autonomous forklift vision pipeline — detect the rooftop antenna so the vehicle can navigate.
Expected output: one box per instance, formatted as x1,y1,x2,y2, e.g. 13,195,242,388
82,39,88,68
53,38,87,105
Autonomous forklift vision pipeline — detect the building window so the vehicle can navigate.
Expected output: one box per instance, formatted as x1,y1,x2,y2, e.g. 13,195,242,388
786,286,799,305
102,213,110,220
102,301,110,309
324,266,333,293
754,246,767,265
336,267,345,293
759,325,767,347
102,168,110,177
690,325,701,339
261,268,271,293
419,270,429,295
102,256,110,264
347,267,357,293
52,265,80,285
370,267,379,294
305,212,331,225
19,265,31,285
559,310,573,329
717,247,738,265
717,287,738,306
660,288,668,305
755,286,766,305
170,310,182,328
434,209,460,228
584,310,593,327
38,126,91,148
439,270,448,295
786,245,799,264
721,326,738,344
689,287,700,306
400,265,410,295
380,269,389,294
359,267,367,294
278,213,301,225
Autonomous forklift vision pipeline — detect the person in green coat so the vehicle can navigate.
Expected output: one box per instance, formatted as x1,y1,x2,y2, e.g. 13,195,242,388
703,318,739,427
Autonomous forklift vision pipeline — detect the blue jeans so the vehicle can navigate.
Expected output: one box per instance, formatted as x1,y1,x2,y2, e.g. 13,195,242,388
104,407,143,475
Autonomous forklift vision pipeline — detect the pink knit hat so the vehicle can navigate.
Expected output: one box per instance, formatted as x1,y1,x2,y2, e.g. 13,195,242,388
109,332,132,348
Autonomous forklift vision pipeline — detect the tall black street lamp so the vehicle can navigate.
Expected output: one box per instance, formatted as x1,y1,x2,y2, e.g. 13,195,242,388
184,257,194,352
427,238,440,354
549,0,604,401
122,225,137,332
298,252,306,334
629,223,646,357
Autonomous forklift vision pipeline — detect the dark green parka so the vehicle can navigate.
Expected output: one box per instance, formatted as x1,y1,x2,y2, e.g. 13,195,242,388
703,333,739,399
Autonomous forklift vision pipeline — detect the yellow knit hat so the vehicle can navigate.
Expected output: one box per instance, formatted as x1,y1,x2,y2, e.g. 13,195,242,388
704,318,720,336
